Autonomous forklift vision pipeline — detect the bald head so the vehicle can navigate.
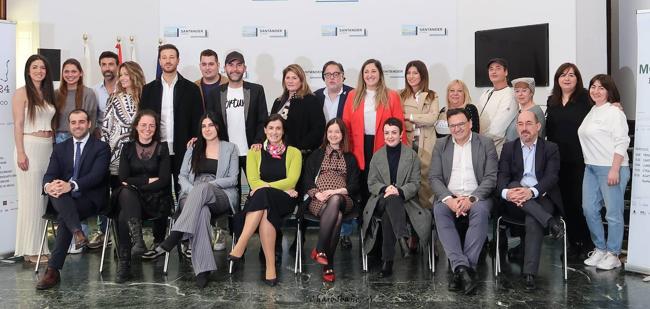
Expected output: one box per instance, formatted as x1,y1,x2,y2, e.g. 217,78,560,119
516,110,541,144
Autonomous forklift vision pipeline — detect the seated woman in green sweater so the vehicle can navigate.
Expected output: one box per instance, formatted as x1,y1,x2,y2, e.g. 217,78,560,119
229,114,302,286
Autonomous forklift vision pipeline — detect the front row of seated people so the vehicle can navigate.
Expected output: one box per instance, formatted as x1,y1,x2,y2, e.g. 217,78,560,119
36,108,565,292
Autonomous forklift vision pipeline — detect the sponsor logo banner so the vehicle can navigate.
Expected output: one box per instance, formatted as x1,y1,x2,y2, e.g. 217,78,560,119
322,25,367,37
401,25,447,36
164,27,208,38
242,26,288,38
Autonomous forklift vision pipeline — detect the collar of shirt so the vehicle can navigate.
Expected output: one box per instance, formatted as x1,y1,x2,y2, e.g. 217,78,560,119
73,133,90,161
162,73,179,89
520,140,537,151
452,132,473,147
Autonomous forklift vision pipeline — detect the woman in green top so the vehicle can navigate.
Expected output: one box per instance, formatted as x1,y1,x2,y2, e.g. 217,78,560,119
229,114,302,286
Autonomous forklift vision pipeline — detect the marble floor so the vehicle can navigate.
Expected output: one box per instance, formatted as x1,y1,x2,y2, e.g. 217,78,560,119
0,229,647,308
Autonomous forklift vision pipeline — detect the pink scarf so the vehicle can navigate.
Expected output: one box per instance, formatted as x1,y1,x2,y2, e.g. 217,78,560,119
265,141,286,159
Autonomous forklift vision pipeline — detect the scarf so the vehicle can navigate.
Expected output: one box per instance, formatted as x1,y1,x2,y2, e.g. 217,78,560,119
264,140,286,159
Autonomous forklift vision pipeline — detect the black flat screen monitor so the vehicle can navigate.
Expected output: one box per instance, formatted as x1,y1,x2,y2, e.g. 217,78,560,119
474,23,549,87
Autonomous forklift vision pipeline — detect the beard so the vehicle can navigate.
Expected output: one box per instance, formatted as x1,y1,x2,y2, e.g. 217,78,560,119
103,71,115,79
227,72,243,82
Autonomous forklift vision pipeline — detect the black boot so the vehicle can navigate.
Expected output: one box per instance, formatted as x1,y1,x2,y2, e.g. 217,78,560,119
127,218,147,256
379,261,393,278
115,248,131,283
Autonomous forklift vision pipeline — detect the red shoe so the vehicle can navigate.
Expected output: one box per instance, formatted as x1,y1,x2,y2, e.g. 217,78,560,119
310,248,328,265
323,267,335,282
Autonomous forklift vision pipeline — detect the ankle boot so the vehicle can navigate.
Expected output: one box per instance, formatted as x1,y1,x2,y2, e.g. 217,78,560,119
127,218,147,256
115,248,131,283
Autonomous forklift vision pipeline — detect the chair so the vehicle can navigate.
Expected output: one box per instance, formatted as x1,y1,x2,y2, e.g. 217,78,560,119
293,199,361,274
35,202,57,273
494,215,568,280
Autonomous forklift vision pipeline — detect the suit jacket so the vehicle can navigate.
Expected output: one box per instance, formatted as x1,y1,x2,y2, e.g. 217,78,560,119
178,141,240,212
271,93,325,152
313,84,353,119
497,138,564,214
43,135,111,211
429,132,498,202
206,81,268,148
342,90,408,170
140,73,203,174
361,145,431,253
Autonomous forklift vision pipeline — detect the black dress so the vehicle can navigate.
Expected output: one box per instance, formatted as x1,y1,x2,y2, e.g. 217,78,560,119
237,150,297,233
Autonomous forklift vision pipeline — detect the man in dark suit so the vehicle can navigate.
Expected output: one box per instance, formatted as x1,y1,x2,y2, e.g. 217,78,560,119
36,109,110,290
313,60,353,122
205,51,268,177
140,44,202,254
429,108,498,295
497,110,565,291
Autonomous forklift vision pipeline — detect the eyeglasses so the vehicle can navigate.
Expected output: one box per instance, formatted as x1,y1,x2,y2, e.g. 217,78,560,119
448,121,467,129
324,72,342,79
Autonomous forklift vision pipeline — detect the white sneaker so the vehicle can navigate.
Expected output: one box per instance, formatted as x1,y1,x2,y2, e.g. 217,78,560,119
213,228,226,251
584,249,607,266
67,242,83,254
596,252,622,270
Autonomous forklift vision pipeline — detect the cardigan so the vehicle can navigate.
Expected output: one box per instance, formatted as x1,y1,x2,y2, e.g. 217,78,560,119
270,93,325,152
246,145,302,191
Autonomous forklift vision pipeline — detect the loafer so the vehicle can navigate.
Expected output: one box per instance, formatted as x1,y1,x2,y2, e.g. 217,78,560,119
547,217,565,240
524,274,536,291
457,265,478,295
379,261,393,278
73,230,88,250
36,267,60,290
340,236,352,249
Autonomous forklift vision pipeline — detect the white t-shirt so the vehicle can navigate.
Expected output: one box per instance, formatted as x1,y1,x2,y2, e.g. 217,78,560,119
225,86,249,156
364,90,377,135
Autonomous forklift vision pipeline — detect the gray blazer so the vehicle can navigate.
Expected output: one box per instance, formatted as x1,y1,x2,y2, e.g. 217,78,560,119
178,141,240,212
361,145,432,252
429,132,498,202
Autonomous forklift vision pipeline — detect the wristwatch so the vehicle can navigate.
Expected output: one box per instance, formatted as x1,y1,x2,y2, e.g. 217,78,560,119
468,195,477,203
70,182,77,191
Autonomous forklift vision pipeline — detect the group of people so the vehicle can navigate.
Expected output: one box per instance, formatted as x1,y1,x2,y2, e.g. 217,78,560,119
11,44,630,293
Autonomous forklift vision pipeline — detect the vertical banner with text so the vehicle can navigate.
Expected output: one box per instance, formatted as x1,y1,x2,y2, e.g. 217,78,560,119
627,10,650,275
0,21,17,256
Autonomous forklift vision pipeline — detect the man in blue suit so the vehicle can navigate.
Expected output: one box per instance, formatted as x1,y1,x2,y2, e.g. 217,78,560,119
36,109,110,290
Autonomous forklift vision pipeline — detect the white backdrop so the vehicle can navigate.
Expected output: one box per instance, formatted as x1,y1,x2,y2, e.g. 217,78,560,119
0,21,18,257
160,0,458,108
626,9,650,275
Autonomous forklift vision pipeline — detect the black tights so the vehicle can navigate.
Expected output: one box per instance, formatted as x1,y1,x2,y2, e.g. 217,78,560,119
316,194,345,267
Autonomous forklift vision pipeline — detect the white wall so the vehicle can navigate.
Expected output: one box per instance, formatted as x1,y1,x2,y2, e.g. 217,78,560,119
612,0,650,119
456,0,607,108
8,0,609,108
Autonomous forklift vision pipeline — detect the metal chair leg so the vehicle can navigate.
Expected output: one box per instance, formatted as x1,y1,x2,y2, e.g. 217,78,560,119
99,218,112,273
229,234,237,274
294,222,301,274
495,216,502,277
360,232,367,272
561,219,568,281
430,228,435,273
35,219,50,273
163,217,174,275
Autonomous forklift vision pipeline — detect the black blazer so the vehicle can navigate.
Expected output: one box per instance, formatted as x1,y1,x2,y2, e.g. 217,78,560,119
43,136,110,211
140,73,203,174
313,84,353,119
205,81,268,148
497,138,564,215
271,93,325,152
302,147,361,204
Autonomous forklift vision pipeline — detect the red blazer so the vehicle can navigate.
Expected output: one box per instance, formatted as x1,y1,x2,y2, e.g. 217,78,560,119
342,89,407,170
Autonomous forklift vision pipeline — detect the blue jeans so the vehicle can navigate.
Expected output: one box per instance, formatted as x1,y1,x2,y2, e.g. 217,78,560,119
582,164,630,255
340,219,357,237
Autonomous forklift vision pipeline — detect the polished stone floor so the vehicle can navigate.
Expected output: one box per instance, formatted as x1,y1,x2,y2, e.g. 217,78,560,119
0,229,648,308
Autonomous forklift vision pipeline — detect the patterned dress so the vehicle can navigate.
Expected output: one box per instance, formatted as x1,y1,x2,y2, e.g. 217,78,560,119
308,146,353,216
101,92,137,175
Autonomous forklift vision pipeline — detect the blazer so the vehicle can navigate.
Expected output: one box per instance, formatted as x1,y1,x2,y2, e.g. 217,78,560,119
43,135,111,211
497,138,564,215
342,90,407,170
140,73,203,174
271,93,325,153
361,145,431,253
313,84,353,119
206,81,268,148
178,141,240,212
301,147,361,203
429,132,498,202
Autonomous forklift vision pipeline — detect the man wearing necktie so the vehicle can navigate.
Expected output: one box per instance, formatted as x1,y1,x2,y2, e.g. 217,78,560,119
37,109,110,290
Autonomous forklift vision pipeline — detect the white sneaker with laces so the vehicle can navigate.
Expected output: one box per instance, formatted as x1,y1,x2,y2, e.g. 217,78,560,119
213,229,226,251
596,252,622,270
584,249,607,266
67,241,83,254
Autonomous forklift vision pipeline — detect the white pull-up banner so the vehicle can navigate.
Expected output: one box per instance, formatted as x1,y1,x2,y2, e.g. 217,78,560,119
627,9,650,275
0,21,18,257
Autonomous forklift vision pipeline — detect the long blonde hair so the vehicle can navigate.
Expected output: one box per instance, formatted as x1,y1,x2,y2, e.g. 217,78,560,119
446,79,472,107
116,61,146,105
278,64,312,102
352,59,390,111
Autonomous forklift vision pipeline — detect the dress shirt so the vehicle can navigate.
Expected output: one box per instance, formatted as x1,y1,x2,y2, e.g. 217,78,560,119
160,74,178,154
444,134,478,200
323,87,343,121
501,141,539,199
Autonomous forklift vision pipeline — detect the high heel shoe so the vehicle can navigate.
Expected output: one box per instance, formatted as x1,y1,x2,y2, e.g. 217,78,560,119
323,266,335,282
227,253,243,271
262,277,279,286
310,248,328,265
